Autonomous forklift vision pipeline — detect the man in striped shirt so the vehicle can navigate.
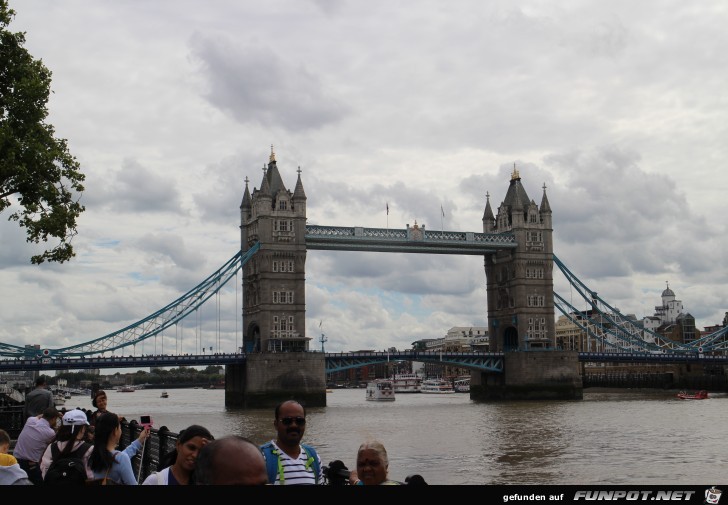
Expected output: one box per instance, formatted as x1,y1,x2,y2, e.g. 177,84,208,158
260,400,323,485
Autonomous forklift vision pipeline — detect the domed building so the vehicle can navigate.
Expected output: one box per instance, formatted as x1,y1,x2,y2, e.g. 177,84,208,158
642,282,698,345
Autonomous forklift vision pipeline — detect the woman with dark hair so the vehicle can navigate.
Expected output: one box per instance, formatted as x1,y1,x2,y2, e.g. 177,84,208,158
40,409,93,480
88,411,149,485
142,425,214,485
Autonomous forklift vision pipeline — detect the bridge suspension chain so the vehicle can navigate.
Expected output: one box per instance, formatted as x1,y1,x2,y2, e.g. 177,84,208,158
0,242,260,359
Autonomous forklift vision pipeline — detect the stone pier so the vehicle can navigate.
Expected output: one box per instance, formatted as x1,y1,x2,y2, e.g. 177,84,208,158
224,353,326,408
471,351,583,401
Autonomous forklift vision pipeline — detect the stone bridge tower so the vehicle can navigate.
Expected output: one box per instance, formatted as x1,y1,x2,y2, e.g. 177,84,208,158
482,167,555,351
231,147,325,408
240,147,309,354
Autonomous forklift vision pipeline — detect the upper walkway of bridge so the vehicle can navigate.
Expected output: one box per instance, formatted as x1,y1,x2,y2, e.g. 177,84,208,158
304,225,517,255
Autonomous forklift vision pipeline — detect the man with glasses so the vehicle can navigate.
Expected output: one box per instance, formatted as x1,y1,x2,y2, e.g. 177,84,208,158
260,400,323,485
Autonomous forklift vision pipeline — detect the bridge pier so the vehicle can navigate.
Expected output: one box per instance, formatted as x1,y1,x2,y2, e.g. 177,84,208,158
471,351,582,401
224,353,326,408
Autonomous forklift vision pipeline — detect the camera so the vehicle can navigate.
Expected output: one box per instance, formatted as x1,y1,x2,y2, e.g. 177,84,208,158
139,415,153,429
323,460,350,485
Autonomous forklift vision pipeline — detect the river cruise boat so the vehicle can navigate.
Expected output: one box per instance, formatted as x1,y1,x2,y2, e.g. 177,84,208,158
454,377,470,393
421,378,455,394
391,373,422,393
365,379,395,401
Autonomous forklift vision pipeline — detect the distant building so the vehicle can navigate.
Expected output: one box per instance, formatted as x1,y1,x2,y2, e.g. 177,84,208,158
414,326,488,378
555,310,641,352
642,283,699,345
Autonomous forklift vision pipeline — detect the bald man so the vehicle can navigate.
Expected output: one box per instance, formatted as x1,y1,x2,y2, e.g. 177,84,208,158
194,435,268,485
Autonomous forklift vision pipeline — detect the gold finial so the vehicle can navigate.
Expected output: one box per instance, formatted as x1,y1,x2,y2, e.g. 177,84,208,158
297,166,302,176
244,176,249,187
269,144,276,163
511,162,520,181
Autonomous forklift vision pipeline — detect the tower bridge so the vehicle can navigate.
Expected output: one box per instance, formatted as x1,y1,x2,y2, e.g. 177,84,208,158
2,147,726,406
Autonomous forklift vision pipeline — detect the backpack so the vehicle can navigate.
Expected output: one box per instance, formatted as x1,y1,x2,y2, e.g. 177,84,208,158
44,442,92,486
260,441,321,485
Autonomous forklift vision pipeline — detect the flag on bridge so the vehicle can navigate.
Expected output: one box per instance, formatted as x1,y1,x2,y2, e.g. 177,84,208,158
441,205,445,218
386,202,389,215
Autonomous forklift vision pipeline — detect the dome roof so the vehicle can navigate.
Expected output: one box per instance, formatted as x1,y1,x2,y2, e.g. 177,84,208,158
662,283,675,297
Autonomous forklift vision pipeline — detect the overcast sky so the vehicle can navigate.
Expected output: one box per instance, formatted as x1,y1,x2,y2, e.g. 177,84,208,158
2,0,726,361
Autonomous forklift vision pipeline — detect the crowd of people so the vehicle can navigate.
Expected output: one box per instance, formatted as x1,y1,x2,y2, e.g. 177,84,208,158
1,379,427,486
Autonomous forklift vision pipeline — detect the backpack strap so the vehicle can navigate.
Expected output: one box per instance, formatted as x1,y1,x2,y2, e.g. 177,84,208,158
69,442,92,458
301,444,321,484
260,441,321,485
260,442,278,484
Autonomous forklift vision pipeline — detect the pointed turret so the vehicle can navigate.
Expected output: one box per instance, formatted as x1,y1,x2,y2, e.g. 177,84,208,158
293,166,306,200
240,177,251,210
482,192,495,232
540,183,552,214
265,145,287,201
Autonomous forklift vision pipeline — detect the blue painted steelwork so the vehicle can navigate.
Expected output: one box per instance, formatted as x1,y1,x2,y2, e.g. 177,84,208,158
1,349,724,373
0,243,261,359
553,255,728,353
1,236,726,361
324,350,505,373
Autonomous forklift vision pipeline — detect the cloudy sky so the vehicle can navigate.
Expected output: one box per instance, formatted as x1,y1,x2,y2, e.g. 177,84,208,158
2,0,726,362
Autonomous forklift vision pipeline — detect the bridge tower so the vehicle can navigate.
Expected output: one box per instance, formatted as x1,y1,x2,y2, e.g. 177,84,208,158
229,147,325,408
482,167,555,351
479,168,581,401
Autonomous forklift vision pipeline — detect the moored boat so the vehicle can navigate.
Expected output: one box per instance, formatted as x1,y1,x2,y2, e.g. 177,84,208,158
366,379,395,401
421,378,455,394
676,390,708,400
391,373,422,394
454,378,470,393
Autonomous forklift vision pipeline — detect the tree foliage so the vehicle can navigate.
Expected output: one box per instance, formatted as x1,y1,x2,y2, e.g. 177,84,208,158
0,0,85,264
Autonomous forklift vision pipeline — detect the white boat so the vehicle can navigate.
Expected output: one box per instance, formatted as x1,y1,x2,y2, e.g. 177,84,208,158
391,373,422,394
64,392,72,399
116,386,135,392
421,378,455,394
365,379,395,401
160,390,169,398
454,378,470,393
53,394,66,406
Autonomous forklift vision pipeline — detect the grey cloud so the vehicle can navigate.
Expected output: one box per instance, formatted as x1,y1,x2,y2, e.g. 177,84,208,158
188,33,349,132
84,159,184,214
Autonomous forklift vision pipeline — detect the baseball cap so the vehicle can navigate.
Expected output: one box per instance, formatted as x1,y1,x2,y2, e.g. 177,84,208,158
62,409,90,432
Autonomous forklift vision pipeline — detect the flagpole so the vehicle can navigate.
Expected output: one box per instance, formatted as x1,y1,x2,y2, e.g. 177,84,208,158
386,202,389,230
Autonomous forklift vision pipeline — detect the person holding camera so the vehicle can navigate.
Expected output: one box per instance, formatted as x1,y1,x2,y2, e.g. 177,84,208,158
88,411,149,485
260,400,323,485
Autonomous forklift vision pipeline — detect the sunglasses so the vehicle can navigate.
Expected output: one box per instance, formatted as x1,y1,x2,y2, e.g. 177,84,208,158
279,416,306,426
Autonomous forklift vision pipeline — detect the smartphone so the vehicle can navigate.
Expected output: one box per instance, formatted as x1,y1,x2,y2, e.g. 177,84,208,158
140,415,153,429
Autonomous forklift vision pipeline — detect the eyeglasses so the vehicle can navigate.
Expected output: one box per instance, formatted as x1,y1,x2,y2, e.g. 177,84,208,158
279,416,306,426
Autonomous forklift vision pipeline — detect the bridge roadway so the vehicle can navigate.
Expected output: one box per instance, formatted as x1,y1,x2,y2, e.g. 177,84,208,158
0,350,725,373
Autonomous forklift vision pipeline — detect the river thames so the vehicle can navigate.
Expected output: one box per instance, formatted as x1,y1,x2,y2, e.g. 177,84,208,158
64,387,726,485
